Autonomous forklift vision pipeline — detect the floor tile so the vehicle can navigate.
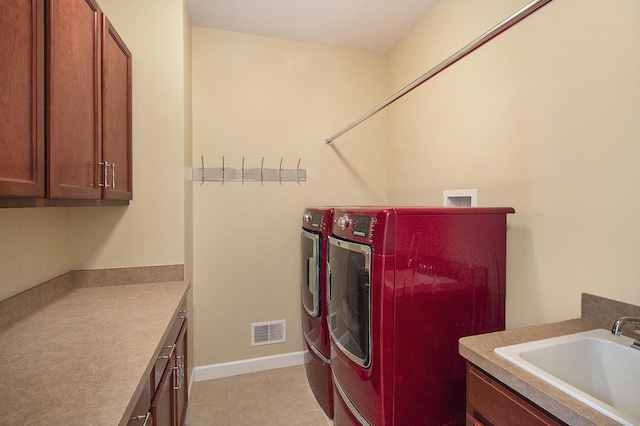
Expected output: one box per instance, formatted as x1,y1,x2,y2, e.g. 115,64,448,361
189,367,332,426
278,409,330,426
271,385,320,418
267,365,308,390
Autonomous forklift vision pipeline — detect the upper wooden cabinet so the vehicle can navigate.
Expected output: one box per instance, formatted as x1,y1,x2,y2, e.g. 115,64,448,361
47,0,103,200
0,0,132,207
102,15,133,201
0,0,45,198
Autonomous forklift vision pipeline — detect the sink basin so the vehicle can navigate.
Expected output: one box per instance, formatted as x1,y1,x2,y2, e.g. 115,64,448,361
495,328,640,426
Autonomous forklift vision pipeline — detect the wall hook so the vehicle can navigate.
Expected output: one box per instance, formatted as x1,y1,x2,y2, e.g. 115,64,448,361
296,158,301,183
222,156,225,184
260,157,265,184
201,156,205,184
279,158,283,184
241,157,245,184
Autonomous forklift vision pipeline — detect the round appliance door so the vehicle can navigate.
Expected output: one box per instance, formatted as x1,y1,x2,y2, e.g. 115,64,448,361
326,236,372,368
301,229,321,316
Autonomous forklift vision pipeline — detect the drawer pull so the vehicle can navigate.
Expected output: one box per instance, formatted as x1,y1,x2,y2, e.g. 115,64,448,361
157,344,175,360
130,412,150,425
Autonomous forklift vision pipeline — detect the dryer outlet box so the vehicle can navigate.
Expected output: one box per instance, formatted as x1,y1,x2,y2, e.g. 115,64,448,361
443,189,477,207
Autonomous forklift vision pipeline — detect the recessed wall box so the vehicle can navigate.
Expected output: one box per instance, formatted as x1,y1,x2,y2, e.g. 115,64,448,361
443,189,477,207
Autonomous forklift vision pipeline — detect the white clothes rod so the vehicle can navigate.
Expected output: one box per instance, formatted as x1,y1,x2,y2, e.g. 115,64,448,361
191,157,306,183
324,0,553,145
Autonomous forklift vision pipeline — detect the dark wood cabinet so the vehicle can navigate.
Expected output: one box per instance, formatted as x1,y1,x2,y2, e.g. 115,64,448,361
127,377,153,426
102,15,132,201
466,363,565,426
152,318,188,426
173,322,188,426
151,354,175,426
128,306,188,426
0,0,45,198
0,0,131,207
47,0,102,200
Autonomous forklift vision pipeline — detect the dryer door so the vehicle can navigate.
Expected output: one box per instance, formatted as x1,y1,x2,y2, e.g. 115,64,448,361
301,229,321,316
327,236,372,368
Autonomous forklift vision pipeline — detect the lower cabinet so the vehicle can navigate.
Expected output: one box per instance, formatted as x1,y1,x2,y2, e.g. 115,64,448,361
466,363,565,426
128,304,188,426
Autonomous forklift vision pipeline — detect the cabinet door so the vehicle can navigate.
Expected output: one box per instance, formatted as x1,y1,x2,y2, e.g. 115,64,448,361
151,357,175,426
127,376,151,426
174,321,188,426
0,0,44,198
102,15,132,200
47,0,102,199
466,364,564,426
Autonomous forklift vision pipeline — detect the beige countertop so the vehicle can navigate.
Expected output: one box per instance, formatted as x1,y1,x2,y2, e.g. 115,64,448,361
459,318,622,426
0,279,190,426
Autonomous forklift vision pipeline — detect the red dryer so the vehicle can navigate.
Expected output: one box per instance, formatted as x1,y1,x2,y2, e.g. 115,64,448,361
327,207,514,425
301,207,334,418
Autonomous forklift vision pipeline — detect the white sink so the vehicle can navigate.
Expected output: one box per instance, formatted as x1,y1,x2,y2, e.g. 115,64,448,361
495,328,640,426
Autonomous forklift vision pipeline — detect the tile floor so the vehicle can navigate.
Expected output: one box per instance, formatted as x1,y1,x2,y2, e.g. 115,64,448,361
187,365,334,426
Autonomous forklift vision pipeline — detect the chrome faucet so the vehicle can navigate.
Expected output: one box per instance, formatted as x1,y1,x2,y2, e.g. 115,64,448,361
611,316,640,350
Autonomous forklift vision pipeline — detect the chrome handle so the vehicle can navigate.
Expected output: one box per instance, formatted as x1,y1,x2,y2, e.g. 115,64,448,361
130,412,151,426
157,344,175,360
111,162,116,189
99,162,111,188
173,365,183,390
327,262,331,301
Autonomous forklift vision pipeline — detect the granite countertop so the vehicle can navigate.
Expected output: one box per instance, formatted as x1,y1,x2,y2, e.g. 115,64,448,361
0,279,190,426
459,318,621,426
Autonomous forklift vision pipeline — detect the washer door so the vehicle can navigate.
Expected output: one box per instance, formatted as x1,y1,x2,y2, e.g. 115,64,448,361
301,229,321,316
327,236,371,368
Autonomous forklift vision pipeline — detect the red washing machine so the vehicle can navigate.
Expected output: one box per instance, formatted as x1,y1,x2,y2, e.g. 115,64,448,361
327,207,514,426
301,207,334,418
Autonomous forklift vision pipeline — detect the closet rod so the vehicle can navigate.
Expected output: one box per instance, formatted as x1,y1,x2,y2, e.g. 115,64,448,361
324,0,553,145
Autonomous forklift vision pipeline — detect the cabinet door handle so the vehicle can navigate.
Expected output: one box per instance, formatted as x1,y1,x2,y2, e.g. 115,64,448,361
130,412,151,425
173,365,182,390
157,344,175,359
99,162,112,188
112,162,116,189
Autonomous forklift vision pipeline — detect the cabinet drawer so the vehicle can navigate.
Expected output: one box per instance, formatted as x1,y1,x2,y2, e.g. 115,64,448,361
127,376,151,426
152,300,187,395
466,364,564,426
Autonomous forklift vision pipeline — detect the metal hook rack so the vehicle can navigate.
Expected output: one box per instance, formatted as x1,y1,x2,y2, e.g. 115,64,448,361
192,156,307,183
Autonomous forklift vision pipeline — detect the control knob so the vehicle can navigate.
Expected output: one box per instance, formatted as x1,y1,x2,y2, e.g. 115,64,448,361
337,215,351,230
303,213,312,223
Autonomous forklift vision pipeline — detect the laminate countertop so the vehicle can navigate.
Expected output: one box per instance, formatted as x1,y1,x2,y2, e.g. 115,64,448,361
0,280,190,426
459,319,622,426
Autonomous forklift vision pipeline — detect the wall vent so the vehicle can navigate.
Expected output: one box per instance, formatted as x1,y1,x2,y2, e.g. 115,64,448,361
251,320,286,346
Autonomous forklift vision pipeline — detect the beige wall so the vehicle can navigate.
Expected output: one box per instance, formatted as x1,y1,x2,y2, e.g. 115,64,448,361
182,0,195,382
387,0,640,328
191,27,388,366
0,0,188,300
0,209,71,300
69,0,187,270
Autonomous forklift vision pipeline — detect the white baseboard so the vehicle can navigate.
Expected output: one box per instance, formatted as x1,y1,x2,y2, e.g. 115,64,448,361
194,350,307,382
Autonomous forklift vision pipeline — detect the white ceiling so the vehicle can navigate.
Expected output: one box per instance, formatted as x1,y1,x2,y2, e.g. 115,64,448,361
186,0,439,53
